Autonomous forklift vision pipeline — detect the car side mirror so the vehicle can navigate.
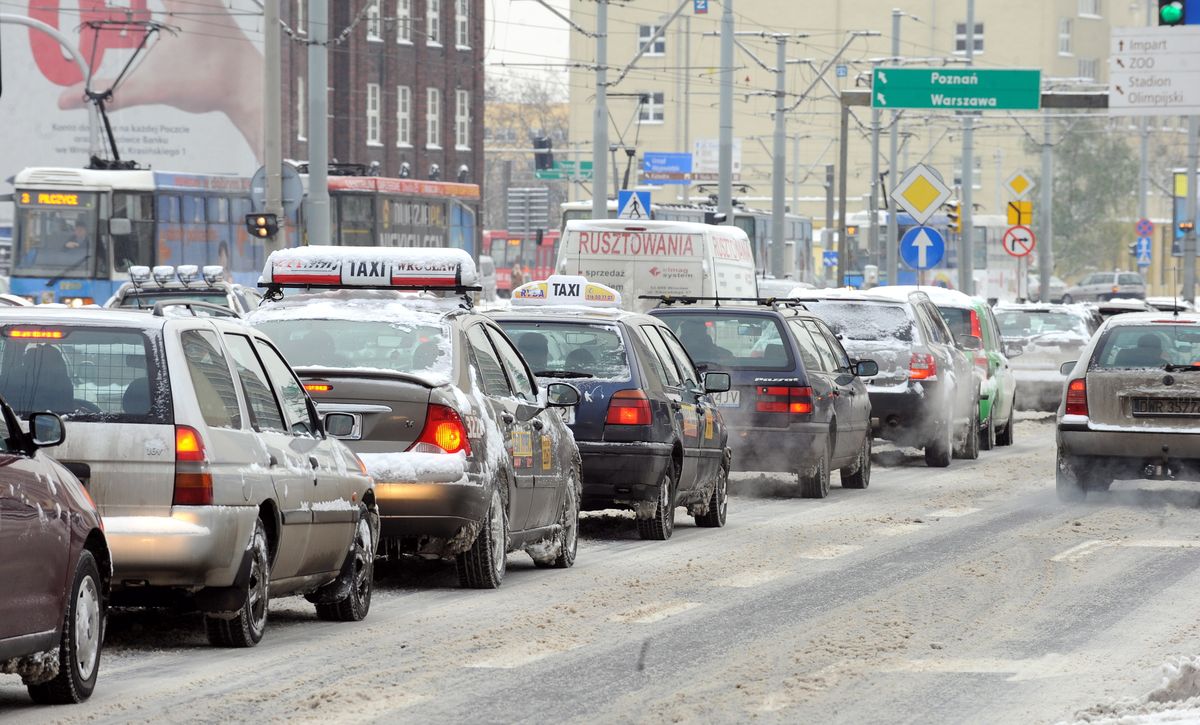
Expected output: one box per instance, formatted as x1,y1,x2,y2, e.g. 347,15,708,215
957,334,983,351
1059,360,1077,376
108,217,132,236
1005,342,1024,358
29,412,65,448
703,371,731,393
545,382,581,407
323,412,355,438
853,359,879,378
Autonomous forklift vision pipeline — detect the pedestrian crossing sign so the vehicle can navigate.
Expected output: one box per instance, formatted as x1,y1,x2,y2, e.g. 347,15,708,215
617,190,651,220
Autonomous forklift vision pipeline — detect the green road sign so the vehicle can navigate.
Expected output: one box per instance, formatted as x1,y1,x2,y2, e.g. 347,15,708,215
871,68,1042,110
536,160,593,181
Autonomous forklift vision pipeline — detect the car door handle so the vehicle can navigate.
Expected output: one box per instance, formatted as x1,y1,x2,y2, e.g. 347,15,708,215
501,413,515,425
531,419,544,431
268,454,279,467
309,456,319,469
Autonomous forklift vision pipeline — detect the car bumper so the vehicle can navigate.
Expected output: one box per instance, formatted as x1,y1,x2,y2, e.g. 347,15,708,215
727,423,827,474
105,506,259,589
1058,419,1200,460
868,387,943,445
576,441,673,508
373,480,491,540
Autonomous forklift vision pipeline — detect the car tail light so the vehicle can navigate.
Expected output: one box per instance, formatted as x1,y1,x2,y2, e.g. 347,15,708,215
173,425,213,506
909,353,938,381
5,328,65,339
606,389,652,426
968,310,989,374
408,404,471,455
756,386,813,416
1065,379,1088,416
1112,285,1120,295
304,382,333,393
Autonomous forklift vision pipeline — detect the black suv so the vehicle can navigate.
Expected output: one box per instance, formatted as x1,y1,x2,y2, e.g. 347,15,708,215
800,289,978,468
650,300,877,498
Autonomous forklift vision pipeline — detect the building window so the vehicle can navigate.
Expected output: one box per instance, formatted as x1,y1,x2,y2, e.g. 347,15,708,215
954,22,984,54
427,0,441,45
638,24,665,56
297,76,306,140
1078,0,1102,17
638,92,665,124
455,89,470,149
396,0,412,43
366,0,382,41
1078,58,1099,81
397,85,411,146
952,155,983,190
1058,18,1072,55
427,87,441,148
455,0,470,48
366,83,381,145
296,0,305,35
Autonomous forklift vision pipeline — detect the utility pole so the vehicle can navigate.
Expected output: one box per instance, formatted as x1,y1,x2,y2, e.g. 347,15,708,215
592,0,608,219
885,8,902,286
683,15,692,204
1138,0,1151,235
825,163,834,283
1184,117,1199,303
958,0,976,294
836,102,850,285
264,0,284,253
718,0,734,218
1038,116,1053,302
868,86,881,270
306,0,330,246
771,35,788,278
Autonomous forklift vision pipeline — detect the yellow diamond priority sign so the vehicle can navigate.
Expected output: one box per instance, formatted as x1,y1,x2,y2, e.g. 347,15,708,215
891,164,952,226
1004,170,1036,200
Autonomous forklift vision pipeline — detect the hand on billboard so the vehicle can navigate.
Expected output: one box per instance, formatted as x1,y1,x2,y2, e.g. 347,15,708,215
57,0,265,155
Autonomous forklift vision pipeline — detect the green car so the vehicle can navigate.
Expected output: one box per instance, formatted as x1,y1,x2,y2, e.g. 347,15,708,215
885,287,1019,451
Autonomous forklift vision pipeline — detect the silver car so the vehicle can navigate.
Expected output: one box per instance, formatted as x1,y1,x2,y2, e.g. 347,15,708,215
995,303,1102,411
0,305,376,646
1060,271,1146,304
1055,312,1200,501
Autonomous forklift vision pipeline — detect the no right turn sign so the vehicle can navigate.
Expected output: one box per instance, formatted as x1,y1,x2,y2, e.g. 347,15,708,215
1002,225,1036,258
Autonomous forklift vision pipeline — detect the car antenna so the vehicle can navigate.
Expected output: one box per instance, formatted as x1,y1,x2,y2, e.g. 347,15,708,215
1173,266,1180,318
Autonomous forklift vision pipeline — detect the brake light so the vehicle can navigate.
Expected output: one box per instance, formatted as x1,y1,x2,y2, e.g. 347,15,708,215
408,404,471,455
909,353,938,381
173,425,213,505
970,310,983,339
606,389,652,426
756,386,813,416
6,328,64,339
1065,379,1088,416
304,382,333,393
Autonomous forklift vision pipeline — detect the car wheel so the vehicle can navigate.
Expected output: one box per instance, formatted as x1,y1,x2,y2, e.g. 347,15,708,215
695,459,729,527
315,505,375,622
955,395,981,460
800,440,831,499
26,550,104,705
980,413,996,451
638,464,678,540
997,403,1015,447
924,419,953,468
840,435,872,489
1056,455,1087,502
1061,294,1073,304
457,486,508,588
205,518,270,648
535,469,581,568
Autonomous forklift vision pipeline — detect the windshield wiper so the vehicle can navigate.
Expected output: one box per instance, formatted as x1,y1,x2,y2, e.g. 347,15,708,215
45,254,92,287
1165,363,1200,372
536,370,592,379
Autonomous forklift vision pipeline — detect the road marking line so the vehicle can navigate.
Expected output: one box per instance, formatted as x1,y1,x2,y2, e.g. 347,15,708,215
1050,538,1200,563
711,570,786,588
888,654,1076,681
611,601,701,624
464,642,586,669
1123,539,1200,549
1050,539,1114,562
876,522,925,537
797,544,863,560
927,507,981,518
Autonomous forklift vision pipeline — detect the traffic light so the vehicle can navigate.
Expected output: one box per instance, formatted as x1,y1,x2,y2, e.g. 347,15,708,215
946,202,962,234
1128,240,1139,256
532,136,554,171
245,213,279,239
1158,0,1186,25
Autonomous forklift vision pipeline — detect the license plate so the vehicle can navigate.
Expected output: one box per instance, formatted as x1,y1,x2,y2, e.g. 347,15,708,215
710,390,741,408
558,407,575,425
1130,397,1200,417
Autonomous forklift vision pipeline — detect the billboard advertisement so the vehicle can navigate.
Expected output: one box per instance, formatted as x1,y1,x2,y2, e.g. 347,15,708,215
0,0,266,223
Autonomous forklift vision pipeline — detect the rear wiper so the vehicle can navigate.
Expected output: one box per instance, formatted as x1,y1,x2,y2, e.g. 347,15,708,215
536,370,592,379
1165,363,1200,372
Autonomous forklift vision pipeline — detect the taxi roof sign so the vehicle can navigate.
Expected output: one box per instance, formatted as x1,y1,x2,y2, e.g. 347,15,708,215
259,246,479,292
511,275,622,308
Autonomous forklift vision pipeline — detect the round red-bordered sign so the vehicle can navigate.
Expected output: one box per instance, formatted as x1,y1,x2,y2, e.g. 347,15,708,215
1002,225,1036,258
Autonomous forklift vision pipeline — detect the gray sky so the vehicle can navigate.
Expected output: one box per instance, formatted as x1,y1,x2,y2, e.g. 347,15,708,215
484,0,571,87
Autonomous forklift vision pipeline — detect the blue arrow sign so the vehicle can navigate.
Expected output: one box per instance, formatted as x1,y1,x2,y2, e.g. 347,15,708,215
900,226,945,270
822,250,838,267
1136,236,1152,266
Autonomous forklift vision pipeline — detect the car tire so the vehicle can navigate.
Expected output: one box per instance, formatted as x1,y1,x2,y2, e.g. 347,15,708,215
1061,294,1073,304
637,464,677,540
924,419,953,468
457,486,509,588
315,505,375,622
996,403,1015,447
1056,455,1088,502
26,550,104,705
840,435,872,489
205,518,270,648
980,413,996,451
694,459,729,527
800,440,831,499
535,469,581,568
955,394,981,460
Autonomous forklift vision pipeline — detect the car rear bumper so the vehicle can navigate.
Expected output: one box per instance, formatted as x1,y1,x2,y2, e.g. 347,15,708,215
374,480,491,540
868,388,943,445
727,423,826,473
105,506,259,589
1058,420,1200,461
576,441,673,508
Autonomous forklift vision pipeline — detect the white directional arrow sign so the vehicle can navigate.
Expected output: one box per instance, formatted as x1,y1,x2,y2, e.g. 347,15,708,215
900,226,945,270
913,229,933,267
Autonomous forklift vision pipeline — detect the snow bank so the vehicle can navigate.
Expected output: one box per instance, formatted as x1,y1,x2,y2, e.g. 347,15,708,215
103,516,211,536
359,451,467,483
1068,656,1200,724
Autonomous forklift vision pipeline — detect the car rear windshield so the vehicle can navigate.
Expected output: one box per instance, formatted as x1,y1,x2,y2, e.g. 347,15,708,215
0,324,170,423
996,310,1088,339
654,312,792,370
806,302,914,342
496,321,630,380
253,318,452,377
1092,324,1200,369
936,307,974,338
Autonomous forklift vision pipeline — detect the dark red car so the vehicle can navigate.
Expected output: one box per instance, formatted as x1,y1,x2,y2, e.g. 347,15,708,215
0,398,109,704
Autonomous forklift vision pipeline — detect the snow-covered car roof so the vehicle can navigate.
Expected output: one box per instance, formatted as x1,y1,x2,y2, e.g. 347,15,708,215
787,287,880,302
246,289,463,326
1100,311,1200,327
994,301,1095,317
1146,296,1196,312
866,285,979,308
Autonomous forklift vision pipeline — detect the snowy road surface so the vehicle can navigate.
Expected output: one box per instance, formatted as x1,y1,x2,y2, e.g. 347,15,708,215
5,415,1200,723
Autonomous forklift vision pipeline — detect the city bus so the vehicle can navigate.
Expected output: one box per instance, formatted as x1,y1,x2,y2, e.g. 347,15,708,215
11,167,480,304
482,228,560,296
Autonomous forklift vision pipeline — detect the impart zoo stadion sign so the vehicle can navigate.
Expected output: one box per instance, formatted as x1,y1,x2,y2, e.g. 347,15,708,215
871,68,1043,110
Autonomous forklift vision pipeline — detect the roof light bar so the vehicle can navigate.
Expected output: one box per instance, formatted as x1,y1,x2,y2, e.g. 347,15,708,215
259,246,480,293
511,275,622,308
202,266,225,286
176,265,200,287
129,265,152,287
152,265,175,287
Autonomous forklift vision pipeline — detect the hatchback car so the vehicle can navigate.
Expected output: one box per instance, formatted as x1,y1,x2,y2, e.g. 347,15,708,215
995,303,1101,411
1056,312,1200,500
0,305,376,647
106,264,262,316
247,247,583,588
1061,271,1146,303
0,400,109,704
651,299,875,498
491,277,732,536
802,288,979,467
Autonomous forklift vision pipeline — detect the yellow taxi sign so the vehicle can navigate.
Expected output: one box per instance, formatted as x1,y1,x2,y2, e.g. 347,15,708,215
511,275,622,308
1004,169,1036,200
890,163,951,226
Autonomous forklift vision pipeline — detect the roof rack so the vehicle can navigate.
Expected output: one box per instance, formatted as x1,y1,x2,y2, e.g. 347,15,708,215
151,300,240,319
638,295,808,311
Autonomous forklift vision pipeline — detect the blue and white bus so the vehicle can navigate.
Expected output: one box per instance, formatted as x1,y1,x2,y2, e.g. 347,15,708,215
11,167,480,304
